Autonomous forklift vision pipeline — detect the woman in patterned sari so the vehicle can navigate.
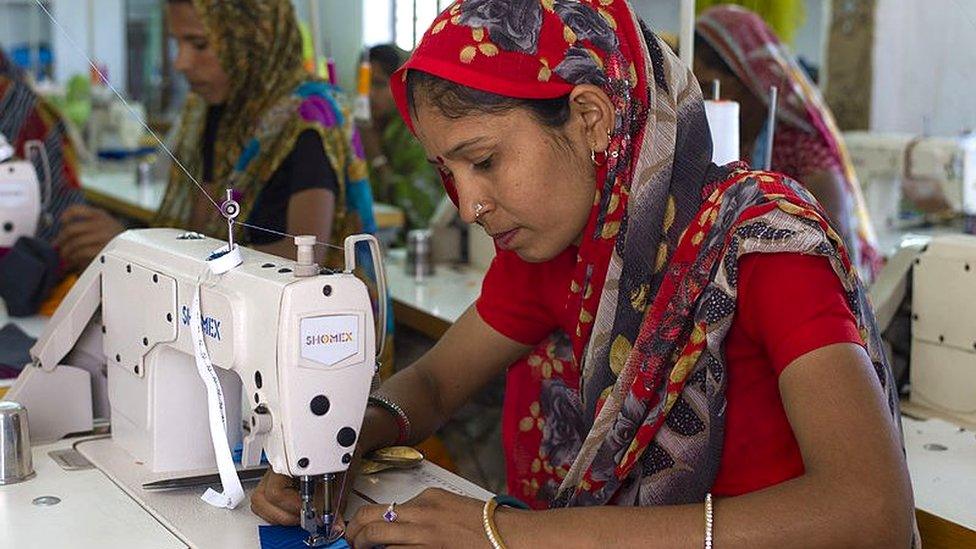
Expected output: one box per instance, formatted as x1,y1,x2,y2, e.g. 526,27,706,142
56,0,377,271
253,1,914,546
695,5,882,283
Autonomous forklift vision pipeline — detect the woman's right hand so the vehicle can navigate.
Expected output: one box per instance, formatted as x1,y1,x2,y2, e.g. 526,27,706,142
250,460,365,526
54,204,125,272
250,469,302,525
250,414,387,525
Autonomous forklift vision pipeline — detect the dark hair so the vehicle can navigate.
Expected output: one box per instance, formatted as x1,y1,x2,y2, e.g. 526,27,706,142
405,69,571,128
694,32,734,76
369,44,406,78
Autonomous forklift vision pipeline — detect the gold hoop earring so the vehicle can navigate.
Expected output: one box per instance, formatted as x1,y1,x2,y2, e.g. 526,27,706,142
591,140,607,166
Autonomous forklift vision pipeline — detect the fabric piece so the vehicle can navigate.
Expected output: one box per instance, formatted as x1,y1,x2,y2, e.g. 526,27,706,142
696,5,882,282
0,323,35,373
258,526,349,549
0,236,60,316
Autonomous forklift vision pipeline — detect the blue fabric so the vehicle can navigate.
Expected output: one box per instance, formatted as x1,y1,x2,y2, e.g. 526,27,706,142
236,138,261,171
258,526,350,549
347,180,378,234
231,443,268,465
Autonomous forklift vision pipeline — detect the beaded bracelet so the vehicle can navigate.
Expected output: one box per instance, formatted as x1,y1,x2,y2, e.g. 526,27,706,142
367,394,411,445
704,492,714,549
482,495,529,549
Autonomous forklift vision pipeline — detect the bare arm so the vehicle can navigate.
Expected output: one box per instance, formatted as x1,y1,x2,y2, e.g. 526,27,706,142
497,343,915,548
251,188,335,263
802,169,856,251
361,304,533,452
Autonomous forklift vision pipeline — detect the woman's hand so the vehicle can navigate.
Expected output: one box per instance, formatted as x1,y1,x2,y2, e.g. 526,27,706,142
54,204,125,272
250,460,364,526
251,407,395,526
346,488,489,549
250,470,303,525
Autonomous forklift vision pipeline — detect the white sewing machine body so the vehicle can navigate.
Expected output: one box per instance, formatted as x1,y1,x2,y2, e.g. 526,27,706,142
0,141,45,248
9,228,379,480
872,233,976,427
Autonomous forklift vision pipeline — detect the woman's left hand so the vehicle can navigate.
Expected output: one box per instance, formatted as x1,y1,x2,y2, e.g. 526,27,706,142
54,204,125,272
346,488,489,548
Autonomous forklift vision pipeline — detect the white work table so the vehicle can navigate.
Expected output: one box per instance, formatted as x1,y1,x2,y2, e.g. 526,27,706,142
0,435,491,549
384,248,485,338
1,416,971,548
0,437,185,549
901,415,976,542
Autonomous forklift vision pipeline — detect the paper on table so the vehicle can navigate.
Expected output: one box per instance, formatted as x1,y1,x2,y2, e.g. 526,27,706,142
354,461,493,505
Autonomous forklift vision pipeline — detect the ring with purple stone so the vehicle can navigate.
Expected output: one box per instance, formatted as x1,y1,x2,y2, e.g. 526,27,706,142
383,502,398,523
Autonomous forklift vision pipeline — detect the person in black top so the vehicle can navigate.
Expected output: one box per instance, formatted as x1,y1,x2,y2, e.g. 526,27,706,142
57,0,375,268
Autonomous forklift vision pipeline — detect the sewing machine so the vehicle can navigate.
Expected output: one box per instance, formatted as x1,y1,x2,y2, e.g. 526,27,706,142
871,233,976,428
0,136,49,247
7,228,386,545
87,88,147,154
844,131,976,247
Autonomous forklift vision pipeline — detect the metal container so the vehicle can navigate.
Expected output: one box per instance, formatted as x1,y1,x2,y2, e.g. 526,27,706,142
0,401,35,484
405,229,435,280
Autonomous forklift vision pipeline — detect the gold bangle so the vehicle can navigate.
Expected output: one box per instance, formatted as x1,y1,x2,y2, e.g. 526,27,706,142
482,498,507,549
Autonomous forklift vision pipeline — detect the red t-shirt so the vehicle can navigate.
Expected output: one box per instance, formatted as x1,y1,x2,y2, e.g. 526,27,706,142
477,248,863,497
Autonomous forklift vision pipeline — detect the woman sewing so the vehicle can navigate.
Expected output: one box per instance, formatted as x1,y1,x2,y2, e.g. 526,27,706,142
55,0,377,271
252,1,915,547
694,5,882,282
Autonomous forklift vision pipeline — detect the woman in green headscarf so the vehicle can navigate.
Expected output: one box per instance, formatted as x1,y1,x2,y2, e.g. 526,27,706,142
57,0,378,270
